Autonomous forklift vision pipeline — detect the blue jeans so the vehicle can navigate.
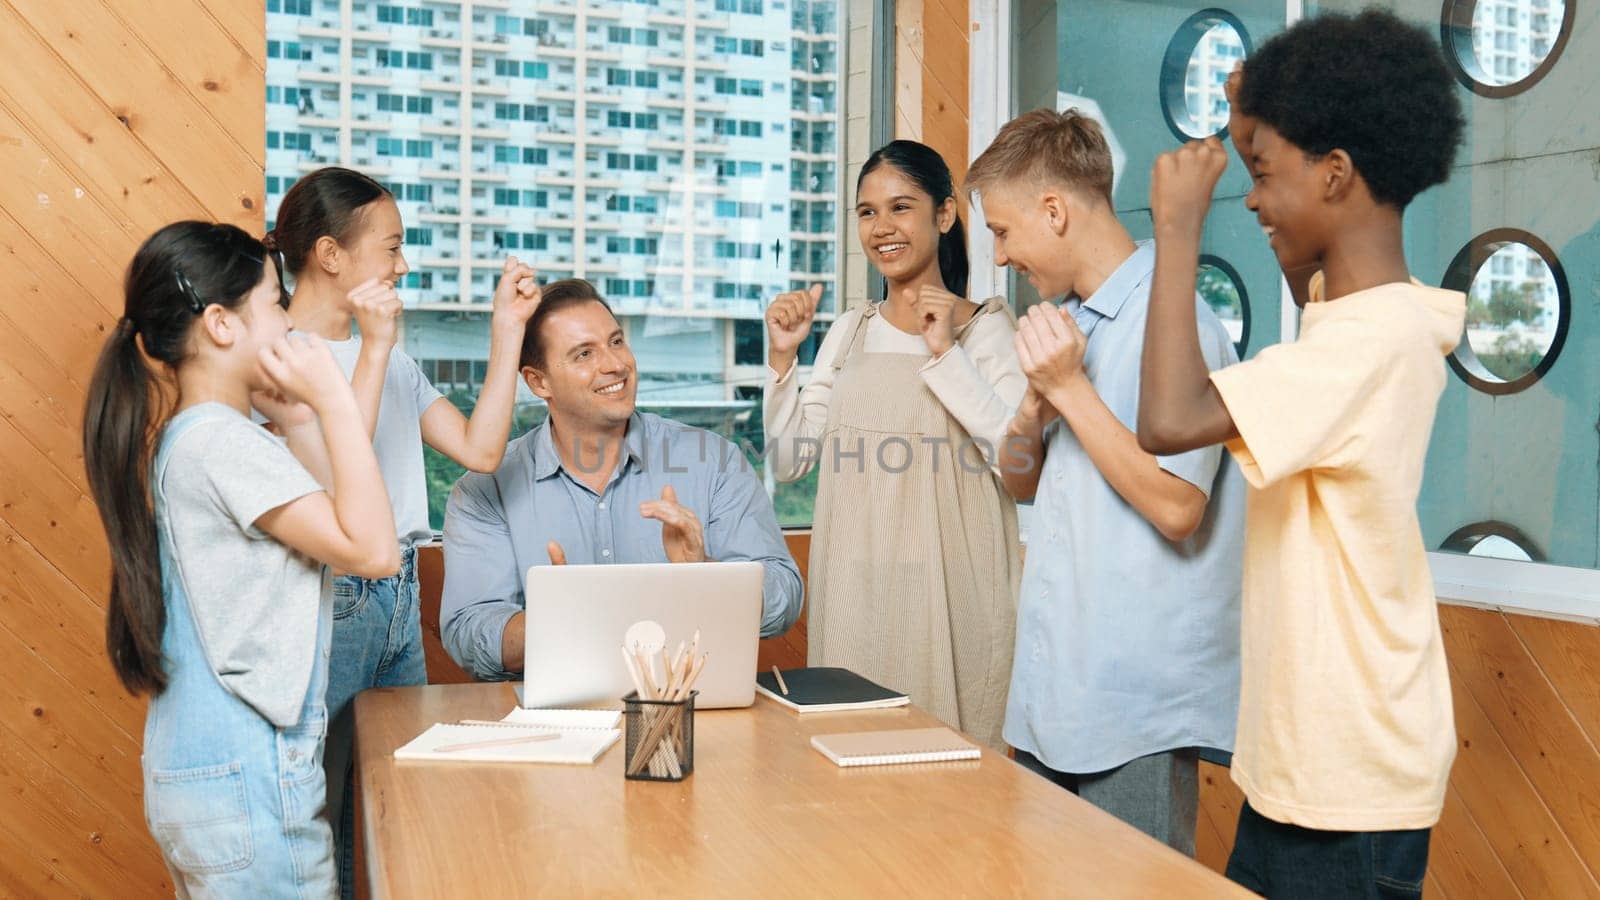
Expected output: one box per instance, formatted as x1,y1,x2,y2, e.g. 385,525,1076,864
147,412,335,898
1225,801,1431,898
322,548,427,899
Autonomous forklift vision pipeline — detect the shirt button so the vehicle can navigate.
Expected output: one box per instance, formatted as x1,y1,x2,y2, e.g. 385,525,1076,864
602,548,612,558
598,502,607,511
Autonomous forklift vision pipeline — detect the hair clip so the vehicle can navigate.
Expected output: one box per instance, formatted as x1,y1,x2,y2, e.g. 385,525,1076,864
173,270,205,314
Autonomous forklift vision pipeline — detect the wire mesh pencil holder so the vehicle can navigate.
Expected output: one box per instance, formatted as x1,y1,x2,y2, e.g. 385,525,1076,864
623,690,696,782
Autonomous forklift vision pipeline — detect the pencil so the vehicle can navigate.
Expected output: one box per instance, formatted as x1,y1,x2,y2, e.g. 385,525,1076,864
435,732,560,753
772,665,790,696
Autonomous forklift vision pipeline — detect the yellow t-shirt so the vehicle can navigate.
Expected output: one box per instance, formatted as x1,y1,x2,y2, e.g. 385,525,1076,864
1208,280,1466,831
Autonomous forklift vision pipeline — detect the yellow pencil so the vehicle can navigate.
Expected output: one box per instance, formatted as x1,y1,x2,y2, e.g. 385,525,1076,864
771,665,790,696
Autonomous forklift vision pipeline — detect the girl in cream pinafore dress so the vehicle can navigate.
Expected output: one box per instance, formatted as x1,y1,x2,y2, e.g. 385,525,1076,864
803,299,1021,748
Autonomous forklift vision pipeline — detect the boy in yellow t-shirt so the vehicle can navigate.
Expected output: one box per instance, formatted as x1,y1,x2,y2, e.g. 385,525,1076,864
1134,10,1466,897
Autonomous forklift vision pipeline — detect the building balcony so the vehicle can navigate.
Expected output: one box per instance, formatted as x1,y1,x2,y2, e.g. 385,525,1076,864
348,29,397,44
297,22,344,38
418,208,466,223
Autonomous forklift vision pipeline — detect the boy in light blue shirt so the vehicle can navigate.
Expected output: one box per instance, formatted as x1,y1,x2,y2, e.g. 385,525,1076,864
968,109,1244,855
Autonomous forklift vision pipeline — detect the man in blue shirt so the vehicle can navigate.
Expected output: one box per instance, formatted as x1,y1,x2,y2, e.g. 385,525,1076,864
441,279,804,681
968,109,1244,855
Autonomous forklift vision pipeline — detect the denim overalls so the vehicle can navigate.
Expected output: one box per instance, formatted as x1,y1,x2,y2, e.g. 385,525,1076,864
142,408,337,898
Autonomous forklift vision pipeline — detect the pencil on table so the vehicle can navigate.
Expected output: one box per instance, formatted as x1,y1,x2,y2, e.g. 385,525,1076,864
772,665,790,696
436,732,560,753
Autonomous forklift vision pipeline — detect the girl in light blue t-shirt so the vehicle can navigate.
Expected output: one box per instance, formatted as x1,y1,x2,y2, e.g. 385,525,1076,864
265,167,541,895
83,221,400,896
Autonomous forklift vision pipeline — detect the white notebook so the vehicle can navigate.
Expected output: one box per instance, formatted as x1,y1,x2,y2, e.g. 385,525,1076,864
394,708,621,764
810,726,982,768
499,707,621,730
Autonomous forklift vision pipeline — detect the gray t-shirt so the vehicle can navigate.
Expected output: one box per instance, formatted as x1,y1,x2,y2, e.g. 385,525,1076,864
156,403,327,727
325,335,444,546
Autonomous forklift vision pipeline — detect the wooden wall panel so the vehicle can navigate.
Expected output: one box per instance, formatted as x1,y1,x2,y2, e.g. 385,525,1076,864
4,0,263,226
894,0,970,189
0,0,264,895
916,0,970,185
1441,607,1600,882
757,532,810,671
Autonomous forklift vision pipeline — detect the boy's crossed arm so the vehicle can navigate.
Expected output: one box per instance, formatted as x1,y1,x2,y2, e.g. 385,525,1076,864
1018,304,1209,543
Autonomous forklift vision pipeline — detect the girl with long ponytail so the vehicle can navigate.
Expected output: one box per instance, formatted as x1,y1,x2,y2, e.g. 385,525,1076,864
83,221,399,895
761,140,1025,749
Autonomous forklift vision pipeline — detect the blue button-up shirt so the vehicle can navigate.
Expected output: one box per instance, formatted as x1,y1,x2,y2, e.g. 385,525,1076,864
441,411,804,680
1003,241,1246,774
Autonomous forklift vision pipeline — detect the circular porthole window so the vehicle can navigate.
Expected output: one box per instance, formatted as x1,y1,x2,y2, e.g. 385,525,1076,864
1160,10,1251,142
1441,0,1572,97
1442,228,1569,395
1440,520,1545,562
1198,254,1250,357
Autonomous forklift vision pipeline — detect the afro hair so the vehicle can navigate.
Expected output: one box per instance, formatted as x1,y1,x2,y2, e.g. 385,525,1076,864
1237,9,1465,209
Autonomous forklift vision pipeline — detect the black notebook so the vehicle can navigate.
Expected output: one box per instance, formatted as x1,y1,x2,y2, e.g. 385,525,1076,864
754,667,911,713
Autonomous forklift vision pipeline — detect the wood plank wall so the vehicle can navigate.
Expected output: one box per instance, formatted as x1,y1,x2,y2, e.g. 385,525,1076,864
893,0,970,186
0,0,264,895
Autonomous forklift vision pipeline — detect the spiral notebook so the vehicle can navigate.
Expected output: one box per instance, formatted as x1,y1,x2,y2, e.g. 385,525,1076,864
394,708,621,764
810,726,982,768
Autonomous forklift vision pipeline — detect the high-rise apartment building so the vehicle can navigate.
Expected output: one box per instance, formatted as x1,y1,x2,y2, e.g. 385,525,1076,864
265,0,843,410
1471,0,1561,84
1183,23,1244,138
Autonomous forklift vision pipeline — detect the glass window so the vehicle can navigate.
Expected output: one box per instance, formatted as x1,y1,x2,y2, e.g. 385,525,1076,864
267,0,850,529
1443,0,1571,93
1006,0,1598,576
1446,232,1567,390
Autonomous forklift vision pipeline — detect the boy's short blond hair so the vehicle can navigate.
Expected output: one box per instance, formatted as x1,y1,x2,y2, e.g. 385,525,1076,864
965,108,1114,205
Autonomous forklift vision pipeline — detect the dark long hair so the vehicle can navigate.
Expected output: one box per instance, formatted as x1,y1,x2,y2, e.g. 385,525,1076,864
264,166,390,297
83,222,272,694
858,140,969,297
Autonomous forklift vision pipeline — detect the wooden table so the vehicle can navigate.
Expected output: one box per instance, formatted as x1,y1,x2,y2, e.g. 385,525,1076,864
354,683,1250,898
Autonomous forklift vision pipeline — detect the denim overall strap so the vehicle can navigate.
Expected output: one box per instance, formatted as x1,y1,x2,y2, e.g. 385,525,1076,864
143,406,336,899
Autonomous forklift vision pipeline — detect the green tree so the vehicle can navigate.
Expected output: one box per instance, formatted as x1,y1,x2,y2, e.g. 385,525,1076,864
1197,265,1242,323
1467,282,1544,329
1478,331,1545,382
423,389,548,529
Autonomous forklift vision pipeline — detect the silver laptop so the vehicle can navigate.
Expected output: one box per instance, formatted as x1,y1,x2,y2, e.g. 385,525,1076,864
515,561,764,709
